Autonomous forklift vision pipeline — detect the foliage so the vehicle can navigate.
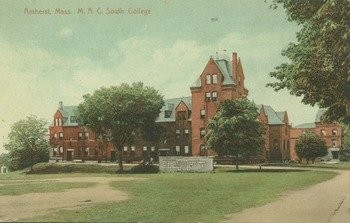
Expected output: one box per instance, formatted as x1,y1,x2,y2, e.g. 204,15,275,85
206,98,265,170
4,116,50,171
0,153,10,167
77,82,164,171
295,131,328,163
130,164,159,173
340,124,350,161
26,170,336,222
267,0,350,123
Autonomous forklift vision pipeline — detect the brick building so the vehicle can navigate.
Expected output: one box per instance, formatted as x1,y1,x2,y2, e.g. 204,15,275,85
290,109,343,161
49,52,296,163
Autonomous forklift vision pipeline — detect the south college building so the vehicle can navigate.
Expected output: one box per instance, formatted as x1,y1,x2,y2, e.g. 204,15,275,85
49,52,343,163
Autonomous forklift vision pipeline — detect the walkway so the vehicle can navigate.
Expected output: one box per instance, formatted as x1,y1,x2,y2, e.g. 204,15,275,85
222,167,350,223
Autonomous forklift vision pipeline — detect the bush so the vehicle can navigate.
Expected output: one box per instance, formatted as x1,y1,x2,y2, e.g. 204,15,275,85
29,163,117,174
130,164,159,174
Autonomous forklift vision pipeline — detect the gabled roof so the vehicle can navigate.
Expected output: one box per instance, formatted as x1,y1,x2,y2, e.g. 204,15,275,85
258,105,284,125
315,109,327,123
58,105,79,126
213,59,234,85
190,55,235,88
276,112,285,122
156,97,192,122
294,123,316,128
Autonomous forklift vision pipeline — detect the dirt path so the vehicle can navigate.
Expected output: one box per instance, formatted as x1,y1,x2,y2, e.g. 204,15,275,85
0,177,139,222
222,169,350,223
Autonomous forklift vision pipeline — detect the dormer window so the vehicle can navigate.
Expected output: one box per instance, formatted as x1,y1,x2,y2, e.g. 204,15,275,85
212,74,218,84
164,110,172,118
70,116,77,123
206,75,211,84
206,74,218,85
58,118,62,126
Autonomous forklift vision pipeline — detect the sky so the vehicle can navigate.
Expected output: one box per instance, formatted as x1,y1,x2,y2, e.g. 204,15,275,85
0,0,320,154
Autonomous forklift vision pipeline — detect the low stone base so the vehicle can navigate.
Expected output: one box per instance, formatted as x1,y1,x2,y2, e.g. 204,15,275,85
159,156,213,173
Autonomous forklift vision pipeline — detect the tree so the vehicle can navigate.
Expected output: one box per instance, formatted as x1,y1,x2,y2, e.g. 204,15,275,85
206,99,265,170
77,82,164,172
340,124,350,161
295,131,328,164
4,116,50,171
267,0,350,123
0,153,10,168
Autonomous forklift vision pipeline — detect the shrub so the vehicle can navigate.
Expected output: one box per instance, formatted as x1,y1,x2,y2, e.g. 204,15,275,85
130,164,159,174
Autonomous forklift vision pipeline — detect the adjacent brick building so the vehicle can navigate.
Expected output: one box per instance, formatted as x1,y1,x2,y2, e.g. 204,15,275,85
290,109,343,161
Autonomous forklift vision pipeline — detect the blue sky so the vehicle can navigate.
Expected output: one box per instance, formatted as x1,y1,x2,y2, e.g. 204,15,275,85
0,0,320,153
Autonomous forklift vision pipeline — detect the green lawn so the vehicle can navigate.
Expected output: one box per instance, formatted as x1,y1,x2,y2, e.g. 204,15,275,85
24,170,337,222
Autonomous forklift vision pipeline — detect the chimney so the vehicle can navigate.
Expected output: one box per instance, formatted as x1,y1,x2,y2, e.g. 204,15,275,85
232,52,238,80
59,101,63,110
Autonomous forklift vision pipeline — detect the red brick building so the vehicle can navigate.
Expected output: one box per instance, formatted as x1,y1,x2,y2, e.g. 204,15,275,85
290,109,343,161
190,52,248,156
49,52,298,163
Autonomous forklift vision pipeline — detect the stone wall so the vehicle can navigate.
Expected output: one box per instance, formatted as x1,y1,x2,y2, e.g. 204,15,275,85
159,156,213,173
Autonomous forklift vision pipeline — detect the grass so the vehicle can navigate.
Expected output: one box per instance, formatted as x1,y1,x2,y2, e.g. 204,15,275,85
25,169,337,222
261,161,350,170
0,181,96,196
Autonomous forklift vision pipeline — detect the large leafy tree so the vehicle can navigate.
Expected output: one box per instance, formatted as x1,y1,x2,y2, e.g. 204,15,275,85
4,116,50,171
267,0,350,123
77,82,164,172
340,124,350,161
206,99,265,170
295,131,328,164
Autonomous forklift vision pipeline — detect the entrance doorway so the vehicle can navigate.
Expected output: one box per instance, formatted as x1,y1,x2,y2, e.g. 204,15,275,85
67,151,73,161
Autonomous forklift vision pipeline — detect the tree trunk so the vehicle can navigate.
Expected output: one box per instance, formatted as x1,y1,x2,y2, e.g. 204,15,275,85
235,153,239,170
117,147,123,172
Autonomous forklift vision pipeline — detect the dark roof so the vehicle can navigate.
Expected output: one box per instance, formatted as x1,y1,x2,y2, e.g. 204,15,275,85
258,105,285,125
191,55,235,88
58,105,79,126
315,109,327,122
156,97,192,122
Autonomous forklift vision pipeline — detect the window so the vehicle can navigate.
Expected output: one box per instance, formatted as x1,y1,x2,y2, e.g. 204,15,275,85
175,129,180,134
184,146,189,154
151,146,155,152
211,91,217,101
84,132,89,139
332,129,337,136
321,129,326,136
131,146,136,151
164,110,172,118
55,118,58,126
200,128,205,137
212,74,218,84
70,116,77,123
58,119,62,126
59,146,63,154
85,147,90,155
206,74,211,84
143,146,147,151
332,140,337,147
78,132,83,140
123,146,128,152
200,109,205,119
205,92,211,101
59,132,63,139
54,133,58,139
184,129,189,134
175,146,180,152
